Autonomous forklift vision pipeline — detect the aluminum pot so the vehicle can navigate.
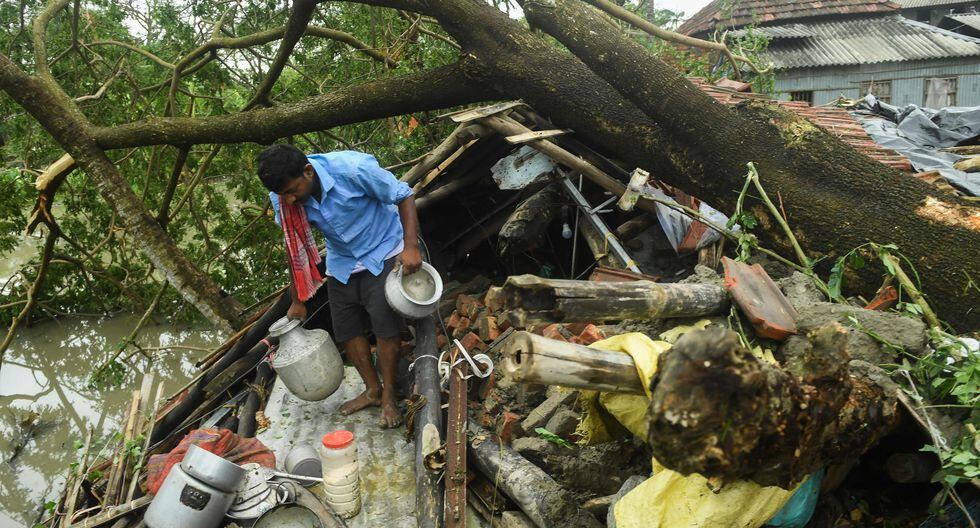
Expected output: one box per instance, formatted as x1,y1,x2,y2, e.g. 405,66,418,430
384,261,443,319
180,444,247,493
145,465,239,528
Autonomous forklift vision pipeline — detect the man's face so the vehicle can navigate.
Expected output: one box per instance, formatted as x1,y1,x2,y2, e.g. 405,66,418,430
278,163,315,205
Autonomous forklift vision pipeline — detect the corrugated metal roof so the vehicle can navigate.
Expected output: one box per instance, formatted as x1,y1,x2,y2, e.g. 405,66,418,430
734,24,818,38
897,0,974,7
678,0,899,37
764,15,980,68
947,13,980,31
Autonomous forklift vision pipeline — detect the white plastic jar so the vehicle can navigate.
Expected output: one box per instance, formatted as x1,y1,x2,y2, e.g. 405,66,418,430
318,430,361,518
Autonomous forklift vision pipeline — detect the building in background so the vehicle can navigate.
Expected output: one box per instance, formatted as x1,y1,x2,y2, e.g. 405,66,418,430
678,0,980,107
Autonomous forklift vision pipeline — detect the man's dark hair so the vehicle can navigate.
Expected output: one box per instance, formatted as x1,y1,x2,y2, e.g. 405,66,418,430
257,144,308,193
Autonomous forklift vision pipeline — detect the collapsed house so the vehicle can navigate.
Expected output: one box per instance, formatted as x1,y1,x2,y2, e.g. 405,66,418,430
43,91,978,528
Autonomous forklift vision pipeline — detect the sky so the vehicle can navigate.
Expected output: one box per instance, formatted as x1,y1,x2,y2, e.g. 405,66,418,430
655,0,714,19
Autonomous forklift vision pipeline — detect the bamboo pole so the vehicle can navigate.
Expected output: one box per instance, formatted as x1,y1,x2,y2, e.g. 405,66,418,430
500,331,644,394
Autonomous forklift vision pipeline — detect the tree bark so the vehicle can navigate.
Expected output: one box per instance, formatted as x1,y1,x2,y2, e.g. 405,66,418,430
497,183,564,256
647,325,899,488
522,0,980,330
91,62,496,148
0,54,243,332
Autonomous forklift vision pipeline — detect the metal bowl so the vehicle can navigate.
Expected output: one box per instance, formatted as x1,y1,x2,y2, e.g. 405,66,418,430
180,444,247,493
284,445,322,483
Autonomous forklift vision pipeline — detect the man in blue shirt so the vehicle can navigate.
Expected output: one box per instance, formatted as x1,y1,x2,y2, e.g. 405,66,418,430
258,144,422,428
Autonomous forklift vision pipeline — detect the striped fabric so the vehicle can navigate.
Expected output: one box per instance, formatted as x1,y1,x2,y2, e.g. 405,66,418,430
279,200,323,301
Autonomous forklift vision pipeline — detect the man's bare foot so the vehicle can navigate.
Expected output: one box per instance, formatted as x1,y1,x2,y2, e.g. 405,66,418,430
380,401,403,429
339,388,381,415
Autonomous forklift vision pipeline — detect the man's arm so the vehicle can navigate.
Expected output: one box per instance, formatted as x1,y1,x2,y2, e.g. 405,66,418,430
396,195,422,274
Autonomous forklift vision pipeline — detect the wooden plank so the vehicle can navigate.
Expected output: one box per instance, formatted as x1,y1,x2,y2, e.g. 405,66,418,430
444,356,468,528
504,129,572,144
412,139,478,193
447,101,525,123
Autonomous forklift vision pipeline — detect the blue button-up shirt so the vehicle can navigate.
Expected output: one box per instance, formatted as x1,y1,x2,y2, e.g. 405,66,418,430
270,151,413,285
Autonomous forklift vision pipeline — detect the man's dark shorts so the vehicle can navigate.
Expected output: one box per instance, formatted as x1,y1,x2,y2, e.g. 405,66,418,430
326,257,405,343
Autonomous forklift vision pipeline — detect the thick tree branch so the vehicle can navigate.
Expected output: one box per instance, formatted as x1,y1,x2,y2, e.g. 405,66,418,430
245,0,318,109
91,61,496,148
32,0,71,79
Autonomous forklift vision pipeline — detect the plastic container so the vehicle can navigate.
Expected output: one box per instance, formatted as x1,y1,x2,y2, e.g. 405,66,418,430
268,317,344,401
318,430,361,518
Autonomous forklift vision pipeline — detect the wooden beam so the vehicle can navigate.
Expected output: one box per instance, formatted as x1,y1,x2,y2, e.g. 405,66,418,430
444,357,468,528
445,101,526,123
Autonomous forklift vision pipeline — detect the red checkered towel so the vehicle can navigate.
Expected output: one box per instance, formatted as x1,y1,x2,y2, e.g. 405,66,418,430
279,200,323,301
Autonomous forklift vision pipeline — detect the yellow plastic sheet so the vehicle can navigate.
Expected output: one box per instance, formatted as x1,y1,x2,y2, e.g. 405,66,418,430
575,328,799,528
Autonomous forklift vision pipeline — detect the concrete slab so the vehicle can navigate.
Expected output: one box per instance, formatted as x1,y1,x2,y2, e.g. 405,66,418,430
259,367,416,527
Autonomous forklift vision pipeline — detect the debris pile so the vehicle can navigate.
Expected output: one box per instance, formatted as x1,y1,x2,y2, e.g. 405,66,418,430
44,99,978,528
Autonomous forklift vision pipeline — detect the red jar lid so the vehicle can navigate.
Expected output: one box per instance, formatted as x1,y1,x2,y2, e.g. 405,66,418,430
322,430,354,449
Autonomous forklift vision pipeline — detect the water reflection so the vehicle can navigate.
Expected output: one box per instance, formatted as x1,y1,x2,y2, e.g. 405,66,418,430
0,316,223,528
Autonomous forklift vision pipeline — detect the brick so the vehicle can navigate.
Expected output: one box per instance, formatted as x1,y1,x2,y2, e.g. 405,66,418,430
436,334,449,349
484,286,506,313
521,390,578,433
476,314,500,342
456,294,484,319
446,310,461,331
452,317,472,339
576,324,605,346
495,411,522,444
563,323,589,335
456,331,486,353
542,323,569,342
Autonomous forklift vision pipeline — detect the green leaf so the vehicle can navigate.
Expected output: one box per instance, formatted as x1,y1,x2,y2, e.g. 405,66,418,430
741,213,758,229
534,427,573,449
849,253,865,270
43,501,56,512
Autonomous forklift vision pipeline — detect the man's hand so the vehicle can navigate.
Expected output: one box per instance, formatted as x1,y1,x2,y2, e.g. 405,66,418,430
287,300,308,321
398,244,423,275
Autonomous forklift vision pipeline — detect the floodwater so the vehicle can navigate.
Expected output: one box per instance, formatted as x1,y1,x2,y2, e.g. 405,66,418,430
0,316,224,528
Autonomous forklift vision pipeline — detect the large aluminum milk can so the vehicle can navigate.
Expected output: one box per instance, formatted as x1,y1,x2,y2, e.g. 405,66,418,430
268,317,343,401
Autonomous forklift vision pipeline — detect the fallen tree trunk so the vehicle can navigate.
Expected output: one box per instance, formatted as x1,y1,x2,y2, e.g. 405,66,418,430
500,274,727,326
522,0,980,330
467,423,602,528
500,331,644,393
647,325,899,488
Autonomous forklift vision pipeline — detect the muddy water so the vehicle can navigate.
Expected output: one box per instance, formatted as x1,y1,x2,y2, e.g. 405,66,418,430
0,317,224,528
